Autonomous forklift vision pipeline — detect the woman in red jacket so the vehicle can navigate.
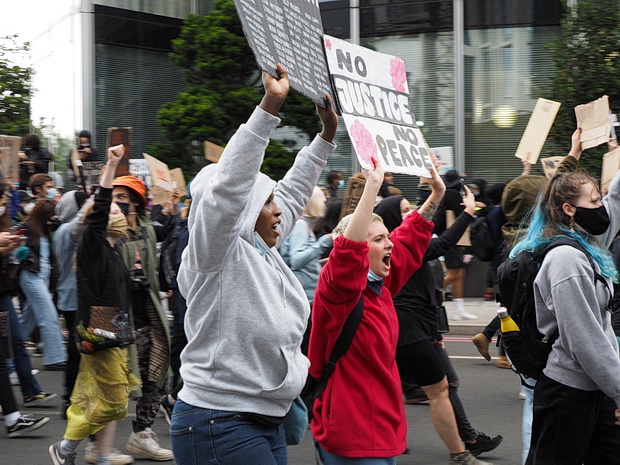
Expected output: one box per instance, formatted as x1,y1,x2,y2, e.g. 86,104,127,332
308,156,443,464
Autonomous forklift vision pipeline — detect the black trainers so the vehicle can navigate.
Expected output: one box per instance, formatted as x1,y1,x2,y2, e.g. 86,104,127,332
49,441,77,465
159,395,173,425
466,431,503,457
7,414,50,438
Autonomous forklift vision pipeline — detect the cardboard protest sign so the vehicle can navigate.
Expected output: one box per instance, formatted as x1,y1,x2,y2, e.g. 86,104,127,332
323,35,431,177
106,127,133,176
575,96,611,150
514,98,561,164
169,168,187,197
81,161,107,188
339,176,366,219
232,0,332,107
602,147,620,194
142,153,175,205
204,141,225,163
0,135,22,183
0,147,19,182
540,156,565,178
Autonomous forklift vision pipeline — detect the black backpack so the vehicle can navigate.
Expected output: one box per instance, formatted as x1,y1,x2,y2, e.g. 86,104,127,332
497,238,609,386
470,216,495,262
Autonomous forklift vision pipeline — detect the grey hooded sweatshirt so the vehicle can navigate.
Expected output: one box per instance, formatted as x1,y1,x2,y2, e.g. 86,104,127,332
177,106,335,416
534,169,620,408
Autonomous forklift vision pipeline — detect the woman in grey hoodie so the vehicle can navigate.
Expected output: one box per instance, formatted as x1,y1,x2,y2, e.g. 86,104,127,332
171,65,337,465
510,133,620,464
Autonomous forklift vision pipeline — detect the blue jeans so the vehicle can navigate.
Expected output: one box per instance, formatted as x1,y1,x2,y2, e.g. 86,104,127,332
314,440,397,465
19,262,67,365
170,399,287,465
0,295,43,397
521,379,535,465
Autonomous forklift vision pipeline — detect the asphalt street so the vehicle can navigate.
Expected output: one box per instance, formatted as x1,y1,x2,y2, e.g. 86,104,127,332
3,335,523,465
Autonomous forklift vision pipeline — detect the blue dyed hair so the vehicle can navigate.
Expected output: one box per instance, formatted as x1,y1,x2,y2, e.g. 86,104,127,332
510,171,618,283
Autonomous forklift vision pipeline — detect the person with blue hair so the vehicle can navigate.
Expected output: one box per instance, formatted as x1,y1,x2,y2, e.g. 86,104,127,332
511,130,620,465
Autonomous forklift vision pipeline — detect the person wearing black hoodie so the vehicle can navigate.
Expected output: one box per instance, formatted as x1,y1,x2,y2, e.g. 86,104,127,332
19,134,51,190
375,192,503,464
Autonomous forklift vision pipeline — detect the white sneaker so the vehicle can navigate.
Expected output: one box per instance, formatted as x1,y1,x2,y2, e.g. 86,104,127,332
126,428,173,461
85,441,135,465
452,311,478,320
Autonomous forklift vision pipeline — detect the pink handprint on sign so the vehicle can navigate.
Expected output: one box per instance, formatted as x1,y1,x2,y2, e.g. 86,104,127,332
350,120,377,167
325,38,332,51
390,58,407,92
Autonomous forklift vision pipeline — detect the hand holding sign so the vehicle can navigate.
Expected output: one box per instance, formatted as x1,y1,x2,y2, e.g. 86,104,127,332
317,94,338,143
260,64,290,116
361,155,384,186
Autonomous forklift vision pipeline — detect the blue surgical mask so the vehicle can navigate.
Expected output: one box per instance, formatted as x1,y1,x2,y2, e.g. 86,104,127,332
46,188,58,199
338,179,345,189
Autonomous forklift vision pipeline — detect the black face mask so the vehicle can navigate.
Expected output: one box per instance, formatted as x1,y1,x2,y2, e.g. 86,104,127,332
572,204,610,236
116,201,130,217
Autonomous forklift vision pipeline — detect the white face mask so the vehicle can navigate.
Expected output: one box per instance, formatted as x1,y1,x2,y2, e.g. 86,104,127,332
0,206,5,217
24,203,35,215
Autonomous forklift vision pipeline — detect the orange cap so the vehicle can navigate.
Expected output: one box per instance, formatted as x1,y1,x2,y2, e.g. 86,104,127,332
112,176,147,206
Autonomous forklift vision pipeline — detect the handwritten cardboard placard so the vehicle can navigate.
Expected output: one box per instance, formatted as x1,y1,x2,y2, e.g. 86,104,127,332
106,127,133,176
540,156,565,178
142,153,175,205
514,98,561,164
323,35,431,177
340,176,367,219
0,135,22,183
204,141,225,163
602,147,620,194
232,0,332,107
169,168,187,197
575,95,611,150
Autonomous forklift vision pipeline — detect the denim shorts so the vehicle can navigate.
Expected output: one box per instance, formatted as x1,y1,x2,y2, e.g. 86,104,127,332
170,398,287,465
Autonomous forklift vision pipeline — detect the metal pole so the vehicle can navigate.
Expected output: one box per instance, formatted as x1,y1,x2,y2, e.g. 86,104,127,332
81,0,95,138
453,0,465,173
350,0,361,173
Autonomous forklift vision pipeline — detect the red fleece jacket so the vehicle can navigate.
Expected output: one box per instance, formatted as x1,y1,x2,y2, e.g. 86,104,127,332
308,210,432,457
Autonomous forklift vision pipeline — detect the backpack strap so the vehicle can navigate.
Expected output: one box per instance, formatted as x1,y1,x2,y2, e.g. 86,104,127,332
309,294,364,403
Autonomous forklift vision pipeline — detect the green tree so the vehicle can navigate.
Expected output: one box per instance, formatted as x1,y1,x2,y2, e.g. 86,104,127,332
0,38,31,136
547,0,620,175
152,0,321,180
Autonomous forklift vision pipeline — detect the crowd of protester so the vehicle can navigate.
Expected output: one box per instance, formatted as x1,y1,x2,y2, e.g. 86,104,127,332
0,65,619,465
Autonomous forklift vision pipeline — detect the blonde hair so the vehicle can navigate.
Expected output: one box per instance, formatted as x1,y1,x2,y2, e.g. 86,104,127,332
331,213,383,238
304,186,327,218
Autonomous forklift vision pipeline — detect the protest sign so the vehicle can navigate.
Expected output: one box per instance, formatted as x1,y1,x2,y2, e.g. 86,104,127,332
0,146,19,182
0,135,21,183
106,127,132,176
169,168,187,197
430,146,454,175
514,98,561,164
340,176,366,218
204,141,225,163
602,147,620,194
233,0,332,106
129,159,151,188
81,161,107,188
143,153,175,205
540,156,565,178
575,95,611,150
323,35,431,177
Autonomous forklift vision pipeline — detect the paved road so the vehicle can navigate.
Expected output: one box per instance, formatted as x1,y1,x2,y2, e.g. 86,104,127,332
4,335,524,465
